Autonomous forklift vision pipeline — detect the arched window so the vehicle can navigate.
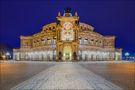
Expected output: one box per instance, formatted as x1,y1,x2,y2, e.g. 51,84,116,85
91,39,94,45
84,38,88,44
49,27,51,30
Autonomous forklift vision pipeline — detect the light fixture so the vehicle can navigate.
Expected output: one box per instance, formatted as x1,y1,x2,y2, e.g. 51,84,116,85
6,52,10,56
125,52,130,56
2,55,6,59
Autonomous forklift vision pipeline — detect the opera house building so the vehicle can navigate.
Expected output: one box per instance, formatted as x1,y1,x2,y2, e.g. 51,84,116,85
13,9,122,61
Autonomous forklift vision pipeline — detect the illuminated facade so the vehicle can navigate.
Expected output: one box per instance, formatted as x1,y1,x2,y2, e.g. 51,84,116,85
13,9,122,61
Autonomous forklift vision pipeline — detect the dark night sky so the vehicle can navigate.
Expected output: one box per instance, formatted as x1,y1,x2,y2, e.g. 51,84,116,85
0,0,135,53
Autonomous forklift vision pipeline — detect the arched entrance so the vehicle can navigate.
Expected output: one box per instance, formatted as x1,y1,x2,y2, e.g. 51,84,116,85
62,45,72,61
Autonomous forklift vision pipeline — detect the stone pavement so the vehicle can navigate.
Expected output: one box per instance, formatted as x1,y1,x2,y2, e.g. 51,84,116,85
11,62,122,90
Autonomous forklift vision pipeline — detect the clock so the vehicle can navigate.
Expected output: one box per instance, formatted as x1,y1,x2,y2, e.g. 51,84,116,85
63,22,73,30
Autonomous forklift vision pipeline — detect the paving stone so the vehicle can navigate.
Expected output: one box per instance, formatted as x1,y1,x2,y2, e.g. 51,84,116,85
11,63,122,90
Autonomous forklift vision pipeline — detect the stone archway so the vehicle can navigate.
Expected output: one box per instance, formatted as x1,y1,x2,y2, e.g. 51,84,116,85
62,45,72,61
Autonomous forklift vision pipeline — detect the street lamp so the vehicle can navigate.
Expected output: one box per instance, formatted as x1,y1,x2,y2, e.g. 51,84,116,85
2,55,6,59
125,52,130,60
6,52,11,59
6,52,10,56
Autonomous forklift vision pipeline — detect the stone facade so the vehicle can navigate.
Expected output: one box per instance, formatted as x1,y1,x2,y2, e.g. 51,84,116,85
13,9,122,61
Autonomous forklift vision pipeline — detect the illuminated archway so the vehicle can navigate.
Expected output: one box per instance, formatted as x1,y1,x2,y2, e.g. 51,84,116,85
63,45,72,61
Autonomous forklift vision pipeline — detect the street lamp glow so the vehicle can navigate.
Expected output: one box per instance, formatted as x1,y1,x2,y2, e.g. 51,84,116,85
6,52,10,56
125,52,130,56
2,55,6,59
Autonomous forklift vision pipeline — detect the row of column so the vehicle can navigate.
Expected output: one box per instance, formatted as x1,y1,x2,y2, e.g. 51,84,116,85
33,38,103,47
13,50,56,61
13,50,121,61
78,50,121,61
79,39,102,47
33,39,56,47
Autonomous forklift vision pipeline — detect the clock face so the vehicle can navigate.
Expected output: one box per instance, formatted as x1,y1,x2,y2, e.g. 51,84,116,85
63,22,73,30
61,22,74,41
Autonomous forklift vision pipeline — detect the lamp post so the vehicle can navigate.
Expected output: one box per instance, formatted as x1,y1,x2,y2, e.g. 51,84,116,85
2,55,6,60
125,52,130,60
6,52,11,59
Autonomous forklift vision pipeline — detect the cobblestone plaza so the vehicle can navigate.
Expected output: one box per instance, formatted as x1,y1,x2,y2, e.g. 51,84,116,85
0,61,134,90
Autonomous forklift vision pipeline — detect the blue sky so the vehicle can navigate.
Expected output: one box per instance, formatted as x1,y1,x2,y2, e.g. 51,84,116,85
0,0,135,53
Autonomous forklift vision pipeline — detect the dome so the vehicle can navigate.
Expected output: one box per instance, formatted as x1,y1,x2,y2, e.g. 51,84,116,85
41,22,94,32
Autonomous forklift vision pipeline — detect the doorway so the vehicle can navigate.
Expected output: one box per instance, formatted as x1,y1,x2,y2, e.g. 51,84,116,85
62,45,72,61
